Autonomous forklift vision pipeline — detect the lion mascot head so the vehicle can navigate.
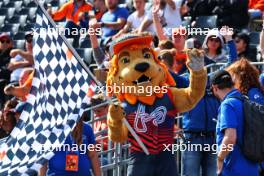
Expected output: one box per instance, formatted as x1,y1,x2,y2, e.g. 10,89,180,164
106,33,176,105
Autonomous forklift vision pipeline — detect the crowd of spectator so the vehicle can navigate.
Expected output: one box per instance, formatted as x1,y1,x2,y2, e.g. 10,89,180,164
0,0,264,175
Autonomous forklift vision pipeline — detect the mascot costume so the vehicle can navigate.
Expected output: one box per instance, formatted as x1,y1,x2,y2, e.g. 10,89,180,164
106,33,207,176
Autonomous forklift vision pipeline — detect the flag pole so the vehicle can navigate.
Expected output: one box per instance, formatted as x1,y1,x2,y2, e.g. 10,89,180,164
33,0,149,155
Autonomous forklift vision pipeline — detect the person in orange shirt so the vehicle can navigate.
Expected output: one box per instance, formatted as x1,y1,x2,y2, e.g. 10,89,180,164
249,0,264,11
48,0,96,47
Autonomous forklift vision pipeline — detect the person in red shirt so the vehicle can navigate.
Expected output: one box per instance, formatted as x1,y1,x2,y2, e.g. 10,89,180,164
91,94,108,151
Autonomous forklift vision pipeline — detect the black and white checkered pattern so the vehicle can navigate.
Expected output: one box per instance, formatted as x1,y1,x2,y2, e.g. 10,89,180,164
0,7,96,175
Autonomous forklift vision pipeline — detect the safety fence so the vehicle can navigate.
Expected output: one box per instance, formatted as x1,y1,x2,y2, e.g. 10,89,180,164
86,62,264,176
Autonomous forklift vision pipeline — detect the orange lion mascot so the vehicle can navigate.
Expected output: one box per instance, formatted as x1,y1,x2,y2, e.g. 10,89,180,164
106,33,207,176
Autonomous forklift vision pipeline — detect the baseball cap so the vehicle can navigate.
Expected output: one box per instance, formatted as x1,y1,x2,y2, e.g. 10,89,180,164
0,32,12,41
210,70,232,86
109,33,153,57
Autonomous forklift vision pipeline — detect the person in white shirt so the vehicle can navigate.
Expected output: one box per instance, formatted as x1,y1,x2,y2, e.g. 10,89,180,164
8,32,33,83
138,0,186,34
113,0,154,38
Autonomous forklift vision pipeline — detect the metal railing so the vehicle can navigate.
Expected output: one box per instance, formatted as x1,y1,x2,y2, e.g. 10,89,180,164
86,62,264,176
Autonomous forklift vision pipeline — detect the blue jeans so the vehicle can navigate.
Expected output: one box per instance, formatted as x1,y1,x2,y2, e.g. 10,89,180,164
127,151,178,176
181,133,217,176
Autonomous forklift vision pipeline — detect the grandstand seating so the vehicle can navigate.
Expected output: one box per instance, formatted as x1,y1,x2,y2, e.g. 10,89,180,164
194,15,217,29
249,32,260,45
0,0,261,68
0,16,5,28
8,15,27,28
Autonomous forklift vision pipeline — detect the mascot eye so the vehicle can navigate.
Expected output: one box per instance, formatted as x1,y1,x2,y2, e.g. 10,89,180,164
121,57,130,64
143,52,151,59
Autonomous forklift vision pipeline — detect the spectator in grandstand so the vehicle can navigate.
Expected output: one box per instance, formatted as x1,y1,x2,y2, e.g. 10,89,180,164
157,39,187,74
202,29,227,65
89,18,110,69
8,32,34,84
91,94,108,151
248,0,264,19
212,0,249,29
181,26,237,176
154,21,188,74
249,0,264,11
211,70,259,176
234,32,257,62
39,114,101,176
0,110,17,137
0,99,18,139
150,0,188,74
93,0,107,21
90,94,109,166
48,0,95,47
226,59,264,105
92,0,129,42
158,49,189,88
113,0,155,38
0,33,13,108
4,69,34,101
186,0,217,22
138,0,186,33
158,39,175,50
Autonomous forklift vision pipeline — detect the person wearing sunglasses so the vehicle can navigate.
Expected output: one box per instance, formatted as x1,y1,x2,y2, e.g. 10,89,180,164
0,33,14,109
234,32,257,62
7,32,34,84
202,29,228,66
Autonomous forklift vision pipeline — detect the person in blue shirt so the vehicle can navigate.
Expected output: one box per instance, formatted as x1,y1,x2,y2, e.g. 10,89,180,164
211,70,259,176
93,0,129,42
39,114,101,176
226,58,264,106
226,58,264,175
158,49,189,88
181,26,237,176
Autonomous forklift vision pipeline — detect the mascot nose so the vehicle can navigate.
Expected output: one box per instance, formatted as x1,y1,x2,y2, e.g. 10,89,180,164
134,62,150,72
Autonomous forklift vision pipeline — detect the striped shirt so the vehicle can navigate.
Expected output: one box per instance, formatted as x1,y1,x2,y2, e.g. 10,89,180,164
123,89,177,154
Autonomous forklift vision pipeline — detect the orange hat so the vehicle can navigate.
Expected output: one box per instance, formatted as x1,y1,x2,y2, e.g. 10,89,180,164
110,33,153,57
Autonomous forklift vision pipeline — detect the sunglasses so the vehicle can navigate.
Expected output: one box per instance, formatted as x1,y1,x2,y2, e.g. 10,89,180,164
208,38,220,43
0,40,11,44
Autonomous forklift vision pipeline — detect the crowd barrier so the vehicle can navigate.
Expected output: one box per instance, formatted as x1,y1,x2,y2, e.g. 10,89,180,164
85,62,264,176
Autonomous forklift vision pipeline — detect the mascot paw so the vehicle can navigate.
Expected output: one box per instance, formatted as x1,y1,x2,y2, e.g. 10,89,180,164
186,48,205,72
108,104,126,121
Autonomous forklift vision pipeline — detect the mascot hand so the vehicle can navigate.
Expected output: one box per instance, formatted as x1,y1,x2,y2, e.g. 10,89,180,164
108,104,126,122
186,49,205,72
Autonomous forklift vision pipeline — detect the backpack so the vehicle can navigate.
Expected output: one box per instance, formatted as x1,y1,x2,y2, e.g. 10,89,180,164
229,95,264,162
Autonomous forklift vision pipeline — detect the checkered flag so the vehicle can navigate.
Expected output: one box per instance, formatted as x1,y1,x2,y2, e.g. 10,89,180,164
0,6,98,175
